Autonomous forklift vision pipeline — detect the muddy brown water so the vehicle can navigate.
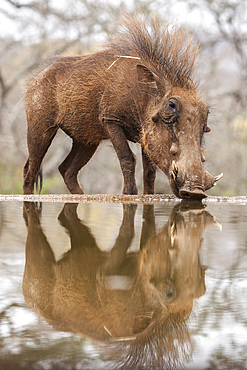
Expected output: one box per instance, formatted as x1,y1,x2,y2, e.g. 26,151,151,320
0,195,246,369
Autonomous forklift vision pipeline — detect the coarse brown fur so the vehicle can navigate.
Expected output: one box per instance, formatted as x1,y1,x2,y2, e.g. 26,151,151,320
23,13,219,199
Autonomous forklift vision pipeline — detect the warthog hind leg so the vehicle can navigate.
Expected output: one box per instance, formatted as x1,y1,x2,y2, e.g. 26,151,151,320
23,126,58,194
59,140,98,194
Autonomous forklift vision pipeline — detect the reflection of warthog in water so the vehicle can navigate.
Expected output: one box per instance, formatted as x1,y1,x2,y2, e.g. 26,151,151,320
23,202,215,368
23,13,223,199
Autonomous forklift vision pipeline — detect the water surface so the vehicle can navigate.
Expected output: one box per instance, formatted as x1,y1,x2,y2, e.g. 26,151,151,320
0,199,246,369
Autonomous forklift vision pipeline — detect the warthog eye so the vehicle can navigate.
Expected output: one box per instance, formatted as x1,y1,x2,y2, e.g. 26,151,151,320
168,101,176,110
152,99,179,124
166,99,178,123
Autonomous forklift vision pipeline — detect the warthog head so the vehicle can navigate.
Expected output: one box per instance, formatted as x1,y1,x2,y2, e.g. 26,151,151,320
138,64,223,199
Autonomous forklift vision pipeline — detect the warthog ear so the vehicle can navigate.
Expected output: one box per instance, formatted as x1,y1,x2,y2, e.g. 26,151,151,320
204,126,211,133
136,64,164,93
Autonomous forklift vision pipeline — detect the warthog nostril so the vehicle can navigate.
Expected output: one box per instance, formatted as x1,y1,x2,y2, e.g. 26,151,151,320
179,188,207,200
180,191,191,199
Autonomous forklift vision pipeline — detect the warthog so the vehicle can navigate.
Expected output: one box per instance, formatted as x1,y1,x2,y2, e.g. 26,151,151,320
23,13,223,199
23,202,215,368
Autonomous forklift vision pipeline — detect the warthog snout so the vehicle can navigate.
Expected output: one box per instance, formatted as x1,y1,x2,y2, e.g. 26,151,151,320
179,188,207,200
170,160,223,200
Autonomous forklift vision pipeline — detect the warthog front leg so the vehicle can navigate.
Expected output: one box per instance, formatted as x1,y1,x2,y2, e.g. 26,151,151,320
140,205,156,250
142,148,156,194
105,122,138,195
102,204,137,274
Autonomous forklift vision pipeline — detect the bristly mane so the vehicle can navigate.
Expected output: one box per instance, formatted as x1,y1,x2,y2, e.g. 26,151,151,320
106,13,199,89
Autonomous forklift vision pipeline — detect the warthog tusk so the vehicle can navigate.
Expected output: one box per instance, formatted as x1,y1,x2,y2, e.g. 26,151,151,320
214,220,223,232
214,173,223,183
170,222,176,247
172,160,178,176
171,160,178,181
